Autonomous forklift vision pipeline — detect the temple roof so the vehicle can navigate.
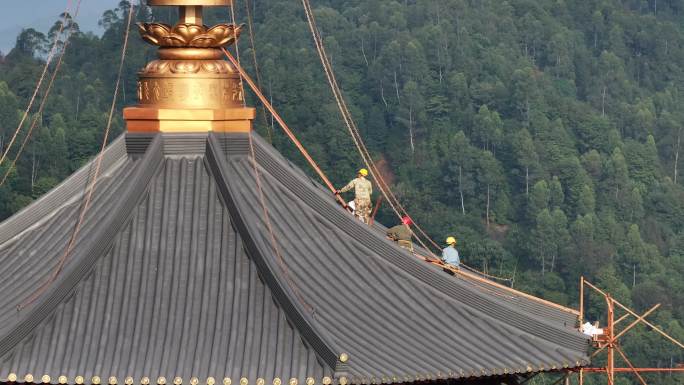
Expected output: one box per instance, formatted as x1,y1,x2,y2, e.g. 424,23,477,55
0,132,590,385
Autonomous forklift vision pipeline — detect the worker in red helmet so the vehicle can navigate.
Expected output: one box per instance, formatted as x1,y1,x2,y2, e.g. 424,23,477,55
386,216,414,251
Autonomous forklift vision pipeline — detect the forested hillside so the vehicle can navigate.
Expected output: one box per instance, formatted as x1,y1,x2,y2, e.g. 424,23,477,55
0,1,683,383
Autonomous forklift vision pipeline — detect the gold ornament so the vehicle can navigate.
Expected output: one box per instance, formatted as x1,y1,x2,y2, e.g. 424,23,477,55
137,23,241,48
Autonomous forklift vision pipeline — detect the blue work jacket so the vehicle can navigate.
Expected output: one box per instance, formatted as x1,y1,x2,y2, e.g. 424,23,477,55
442,246,460,267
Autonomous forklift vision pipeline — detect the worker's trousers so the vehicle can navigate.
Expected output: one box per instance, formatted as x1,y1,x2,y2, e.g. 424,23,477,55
354,198,371,225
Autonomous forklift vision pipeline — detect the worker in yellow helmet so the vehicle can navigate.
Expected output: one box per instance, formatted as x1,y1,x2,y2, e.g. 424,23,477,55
336,168,373,224
441,236,460,274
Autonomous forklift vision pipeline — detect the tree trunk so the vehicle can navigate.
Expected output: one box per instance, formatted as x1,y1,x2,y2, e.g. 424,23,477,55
393,70,401,103
360,38,369,67
674,127,681,184
633,264,636,287
486,184,490,228
31,151,37,193
601,86,607,116
75,92,80,121
550,254,555,272
408,105,415,154
525,166,529,197
380,81,388,109
459,165,465,215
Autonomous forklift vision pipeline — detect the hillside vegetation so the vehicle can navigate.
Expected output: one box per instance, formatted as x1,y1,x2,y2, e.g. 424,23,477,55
0,1,683,383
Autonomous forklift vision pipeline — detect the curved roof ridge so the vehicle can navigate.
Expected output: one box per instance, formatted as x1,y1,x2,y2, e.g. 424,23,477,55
244,133,584,345
0,136,128,246
205,135,343,374
0,136,164,359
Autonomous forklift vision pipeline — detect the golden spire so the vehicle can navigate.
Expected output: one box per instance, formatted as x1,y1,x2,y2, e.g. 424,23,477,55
124,0,255,133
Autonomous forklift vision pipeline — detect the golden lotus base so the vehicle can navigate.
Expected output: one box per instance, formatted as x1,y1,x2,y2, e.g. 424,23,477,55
124,107,255,133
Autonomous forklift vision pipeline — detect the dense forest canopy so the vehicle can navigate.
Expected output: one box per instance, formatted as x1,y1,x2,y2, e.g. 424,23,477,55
0,0,683,383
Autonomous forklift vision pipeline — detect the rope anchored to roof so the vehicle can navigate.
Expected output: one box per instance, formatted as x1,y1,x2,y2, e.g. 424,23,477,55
0,0,84,187
17,2,135,310
299,0,513,284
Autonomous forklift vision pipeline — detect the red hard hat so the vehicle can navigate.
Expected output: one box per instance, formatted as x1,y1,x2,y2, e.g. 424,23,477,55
402,216,413,225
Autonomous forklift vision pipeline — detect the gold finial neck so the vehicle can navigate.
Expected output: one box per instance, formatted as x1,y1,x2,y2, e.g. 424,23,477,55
147,0,232,5
124,0,254,133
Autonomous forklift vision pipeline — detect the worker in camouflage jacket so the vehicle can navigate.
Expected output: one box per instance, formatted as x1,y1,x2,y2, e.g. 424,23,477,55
386,216,414,250
337,168,373,224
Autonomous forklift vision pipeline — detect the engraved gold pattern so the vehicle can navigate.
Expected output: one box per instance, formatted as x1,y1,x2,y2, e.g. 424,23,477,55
59,376,69,384
141,377,150,385
25,374,35,383
125,377,134,385
239,378,247,385
137,23,241,48
92,376,102,384
75,376,84,384
8,373,17,382
256,378,264,385
42,375,51,383
272,378,281,385
288,379,296,385
190,378,199,385
338,353,348,363
207,377,216,385
141,59,236,76
305,378,314,385
174,377,183,385
148,0,232,5
136,76,242,109
222,378,231,385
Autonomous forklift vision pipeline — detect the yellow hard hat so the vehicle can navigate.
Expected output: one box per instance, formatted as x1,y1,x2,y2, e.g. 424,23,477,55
358,168,369,176
446,236,457,245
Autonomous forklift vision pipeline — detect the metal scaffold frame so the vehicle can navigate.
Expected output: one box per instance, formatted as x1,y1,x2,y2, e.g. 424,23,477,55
577,276,684,385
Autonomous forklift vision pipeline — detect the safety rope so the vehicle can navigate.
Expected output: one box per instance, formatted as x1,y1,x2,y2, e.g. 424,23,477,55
18,3,135,310
246,129,315,314
225,46,513,287
228,4,314,314
221,47,350,210
0,0,84,187
229,1,246,108
300,0,436,252
243,0,272,142
0,0,75,169
300,0,513,283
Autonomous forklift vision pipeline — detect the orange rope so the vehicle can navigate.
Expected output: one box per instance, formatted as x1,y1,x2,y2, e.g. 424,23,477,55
228,1,246,108
0,0,74,169
300,0,514,283
243,0,272,142
247,129,314,313
0,0,84,187
18,3,135,310
300,0,438,253
231,4,313,314
221,47,349,210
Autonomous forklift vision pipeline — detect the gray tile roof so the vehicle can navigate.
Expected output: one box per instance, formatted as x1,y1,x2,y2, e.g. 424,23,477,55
0,132,590,385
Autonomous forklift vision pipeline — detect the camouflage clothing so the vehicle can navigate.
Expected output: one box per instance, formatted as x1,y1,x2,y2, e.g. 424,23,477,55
386,224,412,241
340,177,372,224
340,177,372,200
354,197,372,224
387,224,413,251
